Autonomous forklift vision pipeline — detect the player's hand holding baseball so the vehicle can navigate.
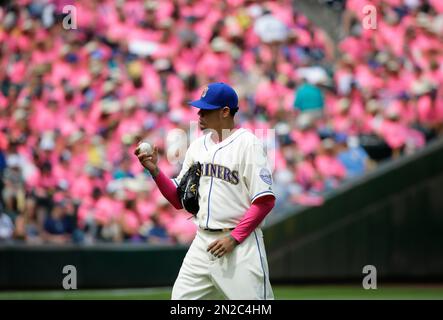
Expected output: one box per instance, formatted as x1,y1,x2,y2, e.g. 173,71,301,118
207,235,239,258
134,143,160,177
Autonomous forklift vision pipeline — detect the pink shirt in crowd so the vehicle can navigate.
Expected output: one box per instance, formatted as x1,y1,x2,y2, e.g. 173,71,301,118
315,154,346,180
379,120,407,149
122,209,141,236
291,130,321,156
296,160,324,192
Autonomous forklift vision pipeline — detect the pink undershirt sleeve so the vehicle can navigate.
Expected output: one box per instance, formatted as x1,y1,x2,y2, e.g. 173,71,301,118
153,170,183,210
230,195,275,244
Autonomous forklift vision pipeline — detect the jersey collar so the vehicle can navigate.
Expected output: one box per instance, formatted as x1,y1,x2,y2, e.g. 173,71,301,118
207,128,245,149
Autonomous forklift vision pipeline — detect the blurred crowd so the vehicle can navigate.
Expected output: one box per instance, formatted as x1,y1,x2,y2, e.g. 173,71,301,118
0,0,442,245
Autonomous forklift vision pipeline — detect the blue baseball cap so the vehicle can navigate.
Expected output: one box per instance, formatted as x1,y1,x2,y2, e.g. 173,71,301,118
188,82,238,111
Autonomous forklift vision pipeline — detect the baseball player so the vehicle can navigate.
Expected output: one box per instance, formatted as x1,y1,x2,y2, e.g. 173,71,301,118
135,82,275,300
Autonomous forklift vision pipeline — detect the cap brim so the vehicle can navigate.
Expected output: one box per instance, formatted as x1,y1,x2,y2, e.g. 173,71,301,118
188,99,221,110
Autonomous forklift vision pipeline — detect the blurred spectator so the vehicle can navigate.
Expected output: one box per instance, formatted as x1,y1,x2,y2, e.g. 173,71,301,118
42,202,72,244
336,134,370,179
291,114,321,157
293,78,325,121
143,212,172,244
100,215,123,243
0,203,14,242
295,152,324,193
253,7,288,45
14,195,44,244
120,197,143,242
319,0,345,11
113,156,135,180
2,155,26,219
315,138,346,190
0,148,6,175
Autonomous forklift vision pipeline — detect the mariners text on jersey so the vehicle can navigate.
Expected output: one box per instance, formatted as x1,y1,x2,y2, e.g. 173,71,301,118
202,163,240,185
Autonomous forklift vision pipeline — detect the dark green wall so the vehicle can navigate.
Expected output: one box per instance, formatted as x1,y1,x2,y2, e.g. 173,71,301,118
0,244,188,289
264,139,443,282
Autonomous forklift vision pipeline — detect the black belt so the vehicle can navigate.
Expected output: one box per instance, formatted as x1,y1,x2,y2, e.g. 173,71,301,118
200,227,235,233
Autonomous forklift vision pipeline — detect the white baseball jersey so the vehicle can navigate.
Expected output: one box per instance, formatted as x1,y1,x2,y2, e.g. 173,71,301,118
170,127,275,300
172,128,275,229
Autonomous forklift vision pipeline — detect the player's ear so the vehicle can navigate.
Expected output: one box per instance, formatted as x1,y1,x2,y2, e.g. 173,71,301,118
221,106,230,119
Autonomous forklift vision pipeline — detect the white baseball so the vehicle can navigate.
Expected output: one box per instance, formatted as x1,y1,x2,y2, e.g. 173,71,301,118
138,142,153,155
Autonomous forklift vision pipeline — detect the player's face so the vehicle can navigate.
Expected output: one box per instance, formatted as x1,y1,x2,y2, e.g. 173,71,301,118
197,108,224,130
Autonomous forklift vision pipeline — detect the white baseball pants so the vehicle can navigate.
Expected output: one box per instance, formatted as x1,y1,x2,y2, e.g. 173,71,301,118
171,228,274,300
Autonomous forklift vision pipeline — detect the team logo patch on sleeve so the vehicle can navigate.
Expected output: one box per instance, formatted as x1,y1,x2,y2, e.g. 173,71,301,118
259,168,273,185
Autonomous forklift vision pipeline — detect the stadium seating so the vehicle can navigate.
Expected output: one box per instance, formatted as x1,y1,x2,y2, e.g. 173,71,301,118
0,0,442,245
